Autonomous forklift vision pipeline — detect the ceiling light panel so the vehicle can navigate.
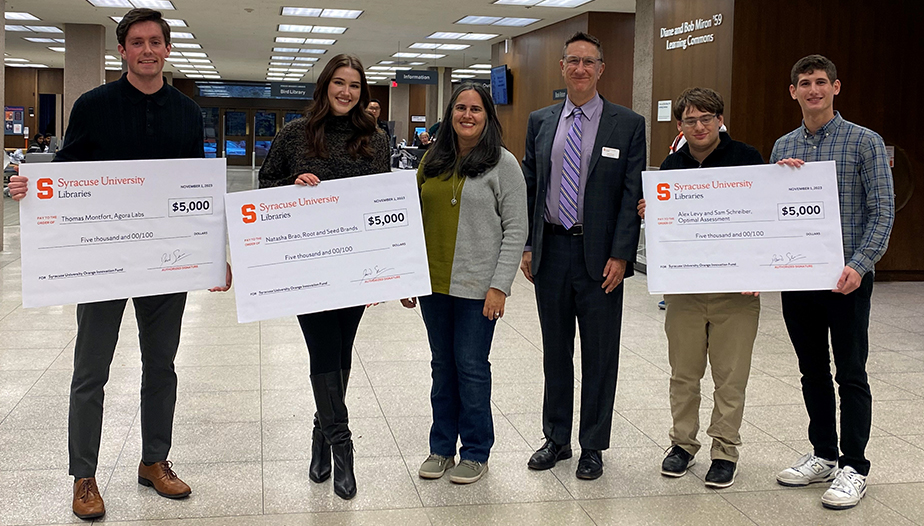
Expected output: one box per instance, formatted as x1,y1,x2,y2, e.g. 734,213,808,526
164,19,187,27
392,52,419,58
105,61,122,66
165,57,188,62
50,47,67,52
369,66,391,70
459,33,499,40
456,16,502,25
171,42,202,49
428,32,466,39
311,25,346,34
276,36,305,43
438,44,470,50
470,64,492,68
179,51,207,57
408,62,426,65
281,7,322,17
87,0,132,6
4,25,30,32
493,17,541,26
272,55,295,60
377,60,395,64
273,47,300,53
105,54,119,60
536,0,592,6
270,62,292,66
130,0,176,9
186,58,212,63
4,58,29,62
24,37,56,43
299,48,327,54
320,9,362,18
302,38,336,45
171,32,195,39
492,0,541,4
26,26,62,33
409,43,441,49
416,53,446,59
293,56,319,61
5,12,40,20
278,24,313,32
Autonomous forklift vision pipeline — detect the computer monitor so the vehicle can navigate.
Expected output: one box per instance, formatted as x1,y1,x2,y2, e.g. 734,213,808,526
46,136,58,152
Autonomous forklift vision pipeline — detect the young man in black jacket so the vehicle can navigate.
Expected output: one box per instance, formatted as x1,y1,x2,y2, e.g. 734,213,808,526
639,87,762,489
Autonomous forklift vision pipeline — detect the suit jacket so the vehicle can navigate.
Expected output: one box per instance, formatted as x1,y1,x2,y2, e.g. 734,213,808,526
522,96,646,280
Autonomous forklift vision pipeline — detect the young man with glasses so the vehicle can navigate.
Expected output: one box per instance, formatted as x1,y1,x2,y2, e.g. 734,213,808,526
772,54,894,510
521,31,645,480
638,87,762,489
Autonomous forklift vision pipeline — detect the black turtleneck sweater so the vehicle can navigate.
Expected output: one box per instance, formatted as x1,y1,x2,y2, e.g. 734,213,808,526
258,115,390,188
659,131,763,171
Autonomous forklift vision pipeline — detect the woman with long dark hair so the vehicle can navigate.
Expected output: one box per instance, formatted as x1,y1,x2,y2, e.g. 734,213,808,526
259,54,390,500
401,83,527,484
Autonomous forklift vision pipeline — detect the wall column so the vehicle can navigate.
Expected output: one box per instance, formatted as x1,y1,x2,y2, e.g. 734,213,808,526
632,0,654,167
64,24,106,131
390,82,409,146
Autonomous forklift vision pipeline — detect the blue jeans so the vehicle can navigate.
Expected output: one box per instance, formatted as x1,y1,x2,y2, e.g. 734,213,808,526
419,293,496,463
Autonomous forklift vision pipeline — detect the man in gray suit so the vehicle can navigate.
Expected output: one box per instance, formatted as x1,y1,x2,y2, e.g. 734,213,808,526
520,31,646,480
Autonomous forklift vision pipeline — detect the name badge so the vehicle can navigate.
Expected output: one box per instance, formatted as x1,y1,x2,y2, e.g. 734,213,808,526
602,147,620,159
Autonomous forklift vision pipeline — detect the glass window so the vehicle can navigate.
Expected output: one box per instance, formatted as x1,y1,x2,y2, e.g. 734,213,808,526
224,111,247,136
255,140,273,157
226,139,246,156
284,112,303,124
254,112,277,137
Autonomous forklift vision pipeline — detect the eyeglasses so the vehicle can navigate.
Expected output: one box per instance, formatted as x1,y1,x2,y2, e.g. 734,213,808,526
563,55,602,68
680,114,717,128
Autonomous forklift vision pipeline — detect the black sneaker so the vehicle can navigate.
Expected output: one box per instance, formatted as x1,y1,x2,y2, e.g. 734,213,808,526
661,445,695,477
704,459,737,489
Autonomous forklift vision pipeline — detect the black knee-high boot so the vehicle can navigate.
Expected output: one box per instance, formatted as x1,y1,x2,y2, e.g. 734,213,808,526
308,369,350,483
310,370,356,500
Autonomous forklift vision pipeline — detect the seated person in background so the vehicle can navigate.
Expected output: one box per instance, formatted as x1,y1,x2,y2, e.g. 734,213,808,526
366,99,392,146
44,133,54,151
415,131,432,149
27,133,46,153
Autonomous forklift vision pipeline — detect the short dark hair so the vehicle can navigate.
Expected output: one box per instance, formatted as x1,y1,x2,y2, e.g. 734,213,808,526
116,8,170,47
673,87,724,121
368,99,381,106
790,54,837,86
563,31,603,62
422,83,504,180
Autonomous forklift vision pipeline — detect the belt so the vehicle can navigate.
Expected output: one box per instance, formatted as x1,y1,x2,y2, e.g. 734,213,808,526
545,222,583,236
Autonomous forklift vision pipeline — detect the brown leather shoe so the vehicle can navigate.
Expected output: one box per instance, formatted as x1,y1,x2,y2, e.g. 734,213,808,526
137,460,191,498
72,477,105,520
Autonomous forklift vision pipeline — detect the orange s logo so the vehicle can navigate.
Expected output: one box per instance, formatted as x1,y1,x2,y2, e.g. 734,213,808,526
656,183,671,201
242,204,256,224
37,178,54,199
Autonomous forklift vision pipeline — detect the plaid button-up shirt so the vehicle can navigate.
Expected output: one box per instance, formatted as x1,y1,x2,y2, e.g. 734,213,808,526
770,112,894,275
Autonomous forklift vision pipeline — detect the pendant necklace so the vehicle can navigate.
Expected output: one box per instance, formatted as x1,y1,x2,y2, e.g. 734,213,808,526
450,172,461,206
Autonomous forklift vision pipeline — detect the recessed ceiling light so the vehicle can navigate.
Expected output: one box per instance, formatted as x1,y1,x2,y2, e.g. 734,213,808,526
105,66,122,70
272,55,296,60
164,18,187,27
4,58,29,62
130,0,176,9
270,62,292,66
369,66,391,70
428,32,467,39
278,24,313,33
105,61,122,66
26,26,62,33
165,57,188,62
105,54,119,60
438,44,470,50
49,47,67,52
87,0,132,6
186,58,212,63
377,60,395,64
171,32,195,39
392,52,419,58
452,74,475,78
268,68,289,72
456,16,502,25
276,36,305,44
536,0,592,6
5,12,40,20
470,64,492,69
409,43,441,49
54,38,65,43
416,53,446,59
302,38,335,45
320,9,362,19
493,17,540,26
273,47,301,53
4,25,30,32
409,62,426,66
300,48,327,54
179,51,208,57
492,0,541,4
202,75,221,79
193,65,216,69
281,7,322,16
311,25,346,34
288,68,310,73
25,63,49,68
392,66,411,70
459,33,499,41
185,74,204,78
24,37,56,43
293,56,319,61
171,42,201,49
366,76,388,80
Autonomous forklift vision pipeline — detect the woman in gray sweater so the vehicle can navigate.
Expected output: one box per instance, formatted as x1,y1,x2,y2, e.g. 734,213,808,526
259,54,390,501
402,83,528,484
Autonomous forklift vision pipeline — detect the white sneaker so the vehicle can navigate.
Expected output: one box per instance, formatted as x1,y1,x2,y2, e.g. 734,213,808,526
776,453,837,487
822,466,867,510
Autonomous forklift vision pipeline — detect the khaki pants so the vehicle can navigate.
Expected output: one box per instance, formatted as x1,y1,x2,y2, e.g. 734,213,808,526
664,293,759,462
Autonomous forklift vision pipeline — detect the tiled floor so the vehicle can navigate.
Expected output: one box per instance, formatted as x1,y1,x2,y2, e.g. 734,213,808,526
2,168,923,525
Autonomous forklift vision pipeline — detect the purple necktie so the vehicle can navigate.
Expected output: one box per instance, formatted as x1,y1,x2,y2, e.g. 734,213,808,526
558,107,582,229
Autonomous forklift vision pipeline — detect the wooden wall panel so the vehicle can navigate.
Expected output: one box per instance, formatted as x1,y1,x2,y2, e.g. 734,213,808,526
730,0,922,279
408,83,427,142
369,85,390,121
4,67,38,149
651,0,734,161
493,12,635,162
37,69,64,94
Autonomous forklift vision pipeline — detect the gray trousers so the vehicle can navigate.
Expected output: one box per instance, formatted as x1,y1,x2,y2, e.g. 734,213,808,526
68,292,187,479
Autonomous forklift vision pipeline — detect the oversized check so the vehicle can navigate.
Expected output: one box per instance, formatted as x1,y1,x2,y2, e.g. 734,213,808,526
642,161,844,294
19,158,228,308
224,170,431,323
